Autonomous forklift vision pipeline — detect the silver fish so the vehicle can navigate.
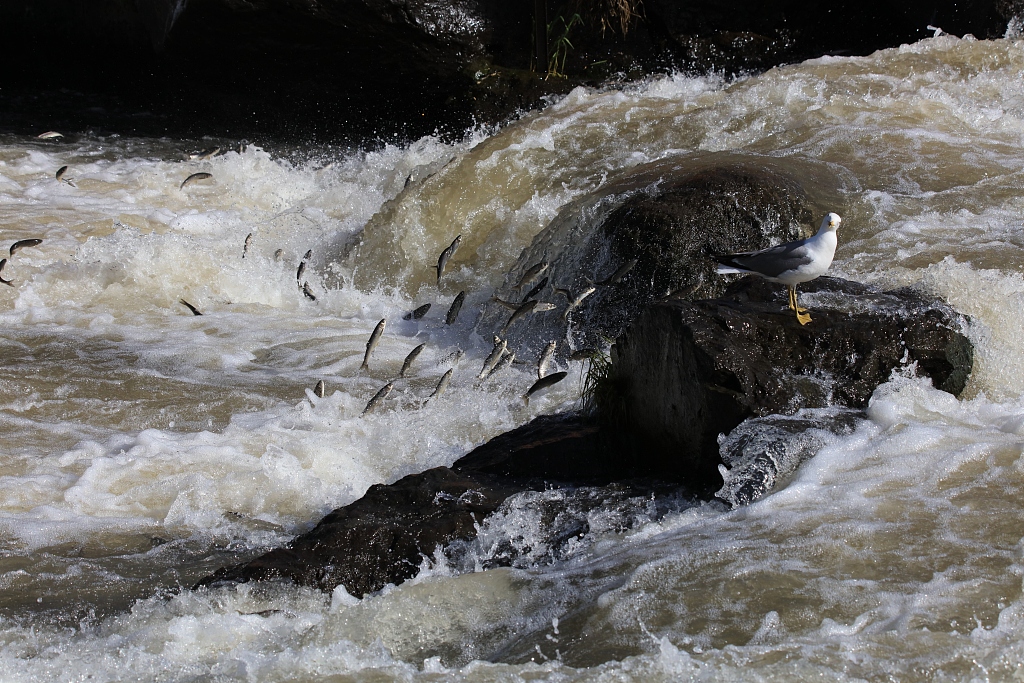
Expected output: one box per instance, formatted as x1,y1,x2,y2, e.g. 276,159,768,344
597,258,638,285
478,338,507,378
190,147,220,160
662,279,703,301
428,368,454,400
0,259,12,287
274,249,283,261
569,348,598,362
361,319,386,370
37,131,63,139
399,343,426,378
302,282,317,301
402,303,431,320
179,298,202,316
438,348,464,367
436,234,462,284
363,381,394,414
562,286,596,319
524,371,568,405
242,233,253,258
55,165,67,182
485,350,515,379
521,276,548,303
537,341,557,379
296,249,312,283
500,299,540,334
512,261,547,291
314,380,325,398
180,172,213,189
489,295,519,312
9,239,42,257
445,291,465,325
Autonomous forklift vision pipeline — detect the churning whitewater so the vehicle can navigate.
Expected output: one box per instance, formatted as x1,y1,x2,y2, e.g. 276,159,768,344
4,32,1024,681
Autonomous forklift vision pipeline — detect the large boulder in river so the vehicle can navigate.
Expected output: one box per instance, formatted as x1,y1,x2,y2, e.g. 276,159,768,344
477,153,848,361
197,276,973,597
195,413,668,597
607,275,974,490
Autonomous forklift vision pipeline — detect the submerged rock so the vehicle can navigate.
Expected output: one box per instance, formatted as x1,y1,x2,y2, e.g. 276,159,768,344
608,275,974,490
715,408,864,508
196,413,685,598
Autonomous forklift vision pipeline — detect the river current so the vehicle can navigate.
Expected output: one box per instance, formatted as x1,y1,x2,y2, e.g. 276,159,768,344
3,33,1024,681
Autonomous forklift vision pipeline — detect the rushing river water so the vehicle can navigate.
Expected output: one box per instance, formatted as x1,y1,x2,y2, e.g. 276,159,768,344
3,32,1024,681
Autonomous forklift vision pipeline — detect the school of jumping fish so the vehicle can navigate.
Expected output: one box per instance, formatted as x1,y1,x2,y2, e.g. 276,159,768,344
20,134,657,417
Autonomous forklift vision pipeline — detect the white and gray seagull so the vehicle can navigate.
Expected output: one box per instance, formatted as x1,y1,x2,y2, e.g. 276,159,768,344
715,212,841,325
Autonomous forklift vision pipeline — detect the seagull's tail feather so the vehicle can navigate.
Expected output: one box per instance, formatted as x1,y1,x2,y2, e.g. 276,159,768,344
714,253,754,275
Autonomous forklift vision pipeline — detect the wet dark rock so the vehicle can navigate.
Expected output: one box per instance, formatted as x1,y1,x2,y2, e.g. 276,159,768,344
608,275,974,491
198,275,974,597
715,408,864,508
198,466,519,597
196,413,678,597
478,153,847,361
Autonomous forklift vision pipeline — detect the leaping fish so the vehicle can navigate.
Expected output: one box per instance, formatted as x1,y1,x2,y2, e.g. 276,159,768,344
478,338,507,379
36,131,63,139
436,234,462,284
296,249,312,283
363,382,394,414
500,300,555,335
0,259,12,287
485,350,515,379
597,258,638,286
9,239,42,257
302,282,317,301
537,341,556,379
189,147,220,160
361,319,386,371
489,295,520,312
314,380,326,398
569,348,598,362
521,276,548,303
562,286,596,319
512,262,547,291
445,291,465,325
402,303,431,320
242,233,253,258
180,172,213,190
427,368,453,401
399,343,426,378
55,165,75,187
524,371,568,406
179,299,203,315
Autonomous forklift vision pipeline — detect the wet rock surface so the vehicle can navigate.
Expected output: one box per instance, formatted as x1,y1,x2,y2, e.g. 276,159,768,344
609,275,974,490
198,275,973,598
196,413,688,597
478,153,847,362
715,408,865,508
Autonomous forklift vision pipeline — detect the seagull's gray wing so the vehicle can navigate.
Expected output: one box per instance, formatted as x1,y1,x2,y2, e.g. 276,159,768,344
717,239,814,278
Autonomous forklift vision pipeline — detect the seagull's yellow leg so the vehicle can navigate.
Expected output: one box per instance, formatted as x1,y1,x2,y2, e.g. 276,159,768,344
789,285,812,325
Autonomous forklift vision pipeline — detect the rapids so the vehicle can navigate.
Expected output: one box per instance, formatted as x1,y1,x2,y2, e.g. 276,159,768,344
3,32,1024,681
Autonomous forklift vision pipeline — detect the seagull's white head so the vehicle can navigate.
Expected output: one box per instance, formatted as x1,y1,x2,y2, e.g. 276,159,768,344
819,212,841,233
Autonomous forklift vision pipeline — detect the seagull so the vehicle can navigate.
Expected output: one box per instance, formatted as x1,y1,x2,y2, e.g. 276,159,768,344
715,213,841,325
